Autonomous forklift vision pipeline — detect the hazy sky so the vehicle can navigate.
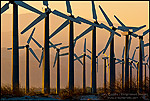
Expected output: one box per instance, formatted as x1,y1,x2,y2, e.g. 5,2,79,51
1,1,149,88
1,1,149,29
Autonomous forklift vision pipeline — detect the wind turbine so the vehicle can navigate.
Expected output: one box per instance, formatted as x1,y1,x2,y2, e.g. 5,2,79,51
1,1,43,92
7,28,40,93
87,49,104,73
74,1,121,93
136,42,149,90
74,38,98,92
143,57,149,91
101,56,109,93
86,48,104,92
21,1,52,94
129,53,148,92
48,1,81,91
74,38,87,93
115,46,137,90
114,15,146,91
74,52,91,93
21,1,71,93
30,35,62,94
129,49,137,90
134,29,149,93
52,45,69,94
35,41,63,68
98,5,126,92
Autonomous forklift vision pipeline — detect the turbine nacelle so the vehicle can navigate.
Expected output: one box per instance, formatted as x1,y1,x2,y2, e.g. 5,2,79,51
68,14,74,18
26,45,29,48
138,35,143,39
9,1,14,4
112,26,117,31
45,7,51,14
94,21,99,25
57,48,60,52
102,57,109,60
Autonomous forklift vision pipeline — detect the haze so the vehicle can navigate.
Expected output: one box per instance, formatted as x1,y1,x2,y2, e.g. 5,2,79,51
1,1,149,89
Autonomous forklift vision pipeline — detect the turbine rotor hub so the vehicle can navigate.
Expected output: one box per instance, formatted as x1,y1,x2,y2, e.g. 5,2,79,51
9,1,14,4
128,31,132,35
56,48,60,52
26,45,29,48
139,36,143,39
69,15,74,18
112,26,117,31
45,8,51,14
94,21,99,25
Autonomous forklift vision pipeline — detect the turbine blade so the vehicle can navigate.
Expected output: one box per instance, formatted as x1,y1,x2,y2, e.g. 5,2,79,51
7,48,12,50
143,43,149,47
91,1,97,21
115,61,122,64
74,26,94,41
52,10,81,24
131,32,138,38
29,47,40,62
114,15,126,27
126,35,132,58
87,49,92,54
86,55,91,60
98,49,104,56
49,20,69,39
132,49,136,60
21,13,47,34
1,3,9,14
116,58,123,63
129,58,138,63
122,46,125,58
53,52,58,67
32,37,42,48
74,40,77,48
49,43,62,48
60,52,69,56
143,54,148,60
129,63,134,69
84,38,86,53
8,46,26,50
39,50,44,68
134,25,146,32
18,46,26,49
27,28,36,44
133,62,137,69
118,26,129,32
74,54,84,61
49,41,56,49
100,23,121,37
14,1,42,14
136,43,149,49
74,54,83,65
76,16,99,27
99,5,113,26
103,32,115,54
60,45,69,50
143,29,149,36
43,1,48,7
66,1,72,14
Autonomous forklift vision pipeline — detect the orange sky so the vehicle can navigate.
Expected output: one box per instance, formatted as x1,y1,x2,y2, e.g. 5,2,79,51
1,1,149,88
1,1,149,29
